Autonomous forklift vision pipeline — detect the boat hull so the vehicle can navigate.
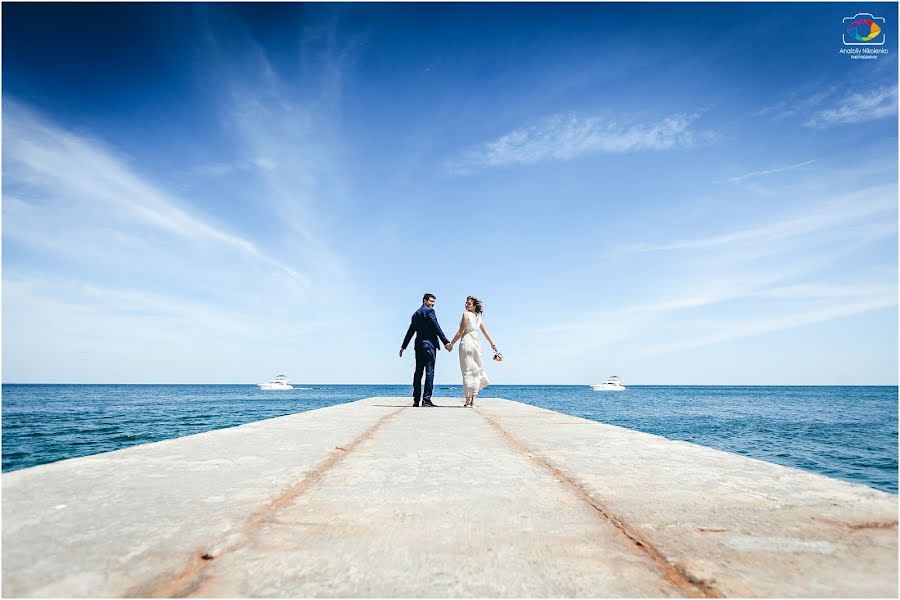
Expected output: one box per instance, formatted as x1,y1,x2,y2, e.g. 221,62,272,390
591,384,626,391
257,383,293,390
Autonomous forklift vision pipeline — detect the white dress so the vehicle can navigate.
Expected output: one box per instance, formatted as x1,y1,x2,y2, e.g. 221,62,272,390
459,312,490,397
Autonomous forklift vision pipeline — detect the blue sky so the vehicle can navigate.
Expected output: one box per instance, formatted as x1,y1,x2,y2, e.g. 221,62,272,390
2,3,897,384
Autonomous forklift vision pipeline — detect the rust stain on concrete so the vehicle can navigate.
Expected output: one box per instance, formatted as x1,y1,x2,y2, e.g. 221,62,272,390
137,407,405,598
478,410,723,599
814,516,898,530
848,520,898,530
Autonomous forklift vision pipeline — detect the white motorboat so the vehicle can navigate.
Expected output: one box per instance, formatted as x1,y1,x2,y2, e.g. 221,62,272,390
591,376,626,391
257,375,294,390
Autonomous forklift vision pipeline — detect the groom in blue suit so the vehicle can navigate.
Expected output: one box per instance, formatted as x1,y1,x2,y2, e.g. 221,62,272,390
400,293,452,407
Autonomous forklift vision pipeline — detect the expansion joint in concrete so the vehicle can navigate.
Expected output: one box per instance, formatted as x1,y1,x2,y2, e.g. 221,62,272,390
476,410,723,599
139,407,406,598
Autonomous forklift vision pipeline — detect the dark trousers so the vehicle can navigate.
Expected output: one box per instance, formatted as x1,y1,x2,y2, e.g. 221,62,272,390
413,345,437,404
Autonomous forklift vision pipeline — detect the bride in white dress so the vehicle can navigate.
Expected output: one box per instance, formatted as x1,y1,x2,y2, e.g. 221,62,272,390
449,296,498,408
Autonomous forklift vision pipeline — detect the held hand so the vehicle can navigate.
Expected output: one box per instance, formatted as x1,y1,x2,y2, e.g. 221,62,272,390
445,343,452,351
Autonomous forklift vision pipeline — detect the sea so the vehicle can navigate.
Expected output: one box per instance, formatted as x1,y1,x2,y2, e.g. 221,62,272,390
2,384,897,494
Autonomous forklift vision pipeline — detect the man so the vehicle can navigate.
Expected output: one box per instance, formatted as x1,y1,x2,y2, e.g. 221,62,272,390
400,293,452,407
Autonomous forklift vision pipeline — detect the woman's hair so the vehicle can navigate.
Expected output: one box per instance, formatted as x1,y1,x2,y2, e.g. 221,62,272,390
466,296,483,314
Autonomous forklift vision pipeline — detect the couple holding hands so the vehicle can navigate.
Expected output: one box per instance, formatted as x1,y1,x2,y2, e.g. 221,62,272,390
400,293,501,408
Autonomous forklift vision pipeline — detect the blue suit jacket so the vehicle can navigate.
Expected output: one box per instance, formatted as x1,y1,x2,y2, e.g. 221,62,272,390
402,305,451,351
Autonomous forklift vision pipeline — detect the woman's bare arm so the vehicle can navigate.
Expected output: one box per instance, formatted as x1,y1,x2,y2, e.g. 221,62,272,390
480,320,497,350
449,313,467,346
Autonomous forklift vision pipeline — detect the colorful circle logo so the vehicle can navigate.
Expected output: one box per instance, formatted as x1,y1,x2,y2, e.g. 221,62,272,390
846,19,881,42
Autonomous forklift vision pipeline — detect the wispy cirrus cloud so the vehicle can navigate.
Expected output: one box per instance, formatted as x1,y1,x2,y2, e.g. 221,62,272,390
3,100,308,285
641,295,896,356
755,84,898,128
753,85,838,120
448,112,717,174
201,36,353,276
805,86,898,127
728,159,816,183
1,97,344,382
192,156,278,176
2,276,340,382
2,28,362,382
530,178,897,365
749,280,898,301
621,185,896,254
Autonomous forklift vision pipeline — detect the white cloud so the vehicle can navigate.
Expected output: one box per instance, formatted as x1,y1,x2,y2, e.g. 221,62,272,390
728,159,816,183
0,98,363,382
753,85,838,120
806,86,898,127
622,185,896,254
642,296,896,355
3,100,308,285
1,26,367,383
758,85,897,128
2,277,339,383
750,281,897,300
210,49,350,276
531,180,897,363
449,112,715,173
192,156,278,176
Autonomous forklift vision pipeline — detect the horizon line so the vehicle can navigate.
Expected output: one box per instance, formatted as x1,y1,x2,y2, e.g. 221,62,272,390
2,382,897,387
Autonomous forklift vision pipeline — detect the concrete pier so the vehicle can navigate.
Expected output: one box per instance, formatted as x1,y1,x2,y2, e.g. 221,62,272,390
3,397,897,597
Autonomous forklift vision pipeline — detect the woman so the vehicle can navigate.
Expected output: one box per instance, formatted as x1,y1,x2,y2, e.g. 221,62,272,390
449,296,498,407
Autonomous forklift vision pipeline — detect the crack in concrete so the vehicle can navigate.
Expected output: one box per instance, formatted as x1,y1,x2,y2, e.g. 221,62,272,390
137,407,405,598
477,409,723,599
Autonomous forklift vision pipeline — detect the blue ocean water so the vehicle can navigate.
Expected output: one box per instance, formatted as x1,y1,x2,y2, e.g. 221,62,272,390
2,384,896,493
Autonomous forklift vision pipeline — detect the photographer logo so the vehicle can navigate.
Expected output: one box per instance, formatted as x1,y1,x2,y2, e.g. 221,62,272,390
839,13,888,59
843,13,885,45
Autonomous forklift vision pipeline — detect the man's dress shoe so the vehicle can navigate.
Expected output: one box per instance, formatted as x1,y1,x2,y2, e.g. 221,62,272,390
421,400,436,407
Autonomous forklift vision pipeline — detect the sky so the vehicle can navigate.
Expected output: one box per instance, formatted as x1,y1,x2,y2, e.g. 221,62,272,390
2,2,898,385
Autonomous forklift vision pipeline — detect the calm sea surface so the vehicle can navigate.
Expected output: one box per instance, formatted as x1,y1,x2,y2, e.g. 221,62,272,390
2,384,896,493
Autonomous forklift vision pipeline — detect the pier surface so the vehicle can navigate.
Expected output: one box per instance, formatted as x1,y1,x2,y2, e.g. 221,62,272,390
3,397,897,597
